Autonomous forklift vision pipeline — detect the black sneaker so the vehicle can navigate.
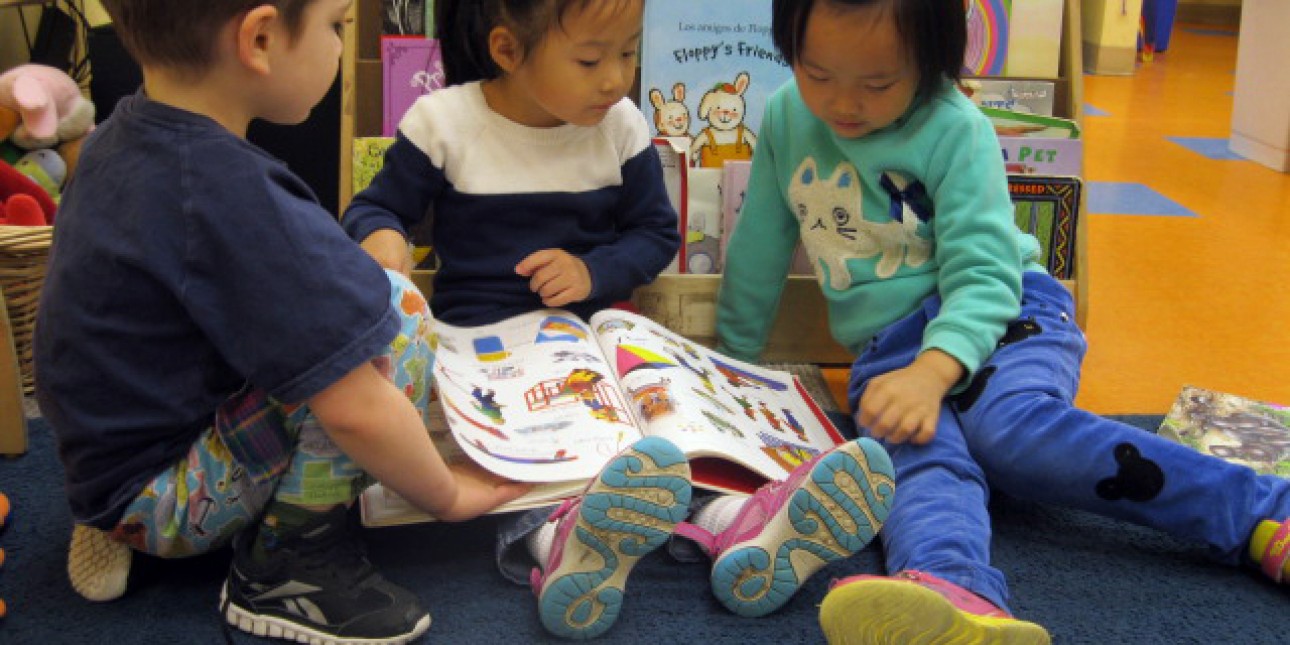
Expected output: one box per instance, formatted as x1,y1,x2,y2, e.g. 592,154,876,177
220,506,430,644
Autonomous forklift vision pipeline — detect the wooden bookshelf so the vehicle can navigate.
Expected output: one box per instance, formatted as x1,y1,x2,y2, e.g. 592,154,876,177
339,0,1087,364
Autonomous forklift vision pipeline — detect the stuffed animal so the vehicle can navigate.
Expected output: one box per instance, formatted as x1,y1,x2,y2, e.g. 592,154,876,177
0,160,54,225
0,64,95,150
0,105,17,141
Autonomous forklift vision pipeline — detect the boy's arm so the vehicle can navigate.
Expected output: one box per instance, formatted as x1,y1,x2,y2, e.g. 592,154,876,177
307,362,530,521
715,113,798,363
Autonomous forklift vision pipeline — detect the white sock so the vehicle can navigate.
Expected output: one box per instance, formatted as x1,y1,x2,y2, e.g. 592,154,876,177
527,518,560,571
690,494,749,536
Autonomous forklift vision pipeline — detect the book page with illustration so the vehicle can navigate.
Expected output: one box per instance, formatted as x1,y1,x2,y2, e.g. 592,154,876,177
586,309,844,489
361,307,844,526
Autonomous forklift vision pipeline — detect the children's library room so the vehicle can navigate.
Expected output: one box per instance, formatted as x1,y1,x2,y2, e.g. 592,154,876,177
1,1,1288,644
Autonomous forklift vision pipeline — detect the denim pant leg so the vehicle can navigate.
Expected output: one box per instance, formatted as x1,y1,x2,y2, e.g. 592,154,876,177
849,290,1009,610
496,506,560,585
956,272,1290,566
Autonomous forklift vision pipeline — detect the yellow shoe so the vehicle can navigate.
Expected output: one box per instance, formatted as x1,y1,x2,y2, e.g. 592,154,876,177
819,570,1050,645
1249,518,1290,583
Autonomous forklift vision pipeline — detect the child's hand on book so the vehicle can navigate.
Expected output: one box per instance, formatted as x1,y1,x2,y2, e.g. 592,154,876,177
515,249,592,308
435,460,535,521
360,228,416,276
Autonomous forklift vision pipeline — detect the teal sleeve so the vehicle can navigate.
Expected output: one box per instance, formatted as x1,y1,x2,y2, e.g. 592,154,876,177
715,110,799,362
920,107,1024,380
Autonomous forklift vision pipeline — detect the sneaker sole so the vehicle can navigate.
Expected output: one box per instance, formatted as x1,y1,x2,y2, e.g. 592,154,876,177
819,578,1051,645
68,524,132,602
711,438,895,617
221,582,431,645
538,436,692,640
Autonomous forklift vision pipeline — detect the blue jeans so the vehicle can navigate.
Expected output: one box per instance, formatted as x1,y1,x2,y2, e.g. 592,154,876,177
849,271,1290,611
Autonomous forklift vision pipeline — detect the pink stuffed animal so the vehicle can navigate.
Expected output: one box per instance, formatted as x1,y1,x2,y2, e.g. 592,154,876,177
0,64,95,150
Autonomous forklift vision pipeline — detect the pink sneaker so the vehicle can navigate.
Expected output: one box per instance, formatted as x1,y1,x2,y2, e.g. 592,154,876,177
819,570,1050,644
676,438,895,617
531,436,692,640
1249,518,1290,583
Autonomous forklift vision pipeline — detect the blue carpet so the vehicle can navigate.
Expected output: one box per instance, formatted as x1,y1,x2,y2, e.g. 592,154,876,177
2,416,1288,644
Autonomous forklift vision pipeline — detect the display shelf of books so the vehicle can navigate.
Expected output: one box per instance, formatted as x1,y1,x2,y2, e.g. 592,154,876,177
339,0,1087,364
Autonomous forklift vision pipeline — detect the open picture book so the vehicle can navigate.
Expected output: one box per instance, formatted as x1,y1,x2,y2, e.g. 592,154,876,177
360,308,845,527
1158,384,1290,477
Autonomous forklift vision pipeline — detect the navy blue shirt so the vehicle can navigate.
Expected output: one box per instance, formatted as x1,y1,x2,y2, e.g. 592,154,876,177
34,92,399,528
343,82,680,326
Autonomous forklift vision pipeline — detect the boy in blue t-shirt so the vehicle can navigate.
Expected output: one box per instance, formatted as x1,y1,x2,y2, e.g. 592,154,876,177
33,2,529,644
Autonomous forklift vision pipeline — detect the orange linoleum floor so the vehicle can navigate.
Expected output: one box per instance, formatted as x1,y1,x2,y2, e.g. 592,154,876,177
826,24,1290,416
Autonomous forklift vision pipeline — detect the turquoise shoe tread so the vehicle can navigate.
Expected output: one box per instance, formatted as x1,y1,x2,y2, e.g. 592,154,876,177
538,438,693,640
711,438,896,618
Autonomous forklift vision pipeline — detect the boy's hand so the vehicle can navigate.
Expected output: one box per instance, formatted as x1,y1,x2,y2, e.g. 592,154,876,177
515,249,592,308
360,229,415,276
434,461,533,522
856,349,963,445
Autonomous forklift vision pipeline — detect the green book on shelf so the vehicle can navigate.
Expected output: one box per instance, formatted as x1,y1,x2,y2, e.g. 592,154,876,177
1008,174,1081,280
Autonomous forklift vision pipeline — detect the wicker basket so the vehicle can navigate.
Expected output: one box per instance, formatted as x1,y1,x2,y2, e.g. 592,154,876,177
0,225,54,396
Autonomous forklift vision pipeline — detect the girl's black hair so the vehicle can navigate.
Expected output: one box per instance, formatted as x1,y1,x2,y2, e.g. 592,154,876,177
435,0,605,86
771,0,967,102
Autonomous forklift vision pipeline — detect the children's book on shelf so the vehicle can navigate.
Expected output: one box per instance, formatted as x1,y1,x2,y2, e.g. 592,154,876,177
350,136,436,269
381,0,427,36
960,78,1056,115
1158,385,1290,477
360,307,847,527
654,137,722,274
640,0,791,168
999,0,1063,78
963,0,1063,78
1007,174,1081,280
717,159,813,276
1000,136,1083,176
380,35,445,137
982,106,1080,139
351,136,396,197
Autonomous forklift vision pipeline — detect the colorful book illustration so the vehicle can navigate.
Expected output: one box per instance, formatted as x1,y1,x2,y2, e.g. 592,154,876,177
361,308,845,526
380,36,445,137
1158,385,1290,477
640,0,791,168
964,0,1010,76
1008,174,1081,280
964,0,1063,79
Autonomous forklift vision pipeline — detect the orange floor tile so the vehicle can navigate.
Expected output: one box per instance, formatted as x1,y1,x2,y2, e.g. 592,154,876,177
826,24,1290,416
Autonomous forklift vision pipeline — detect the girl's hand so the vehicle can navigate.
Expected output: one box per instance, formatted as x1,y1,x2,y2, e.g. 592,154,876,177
360,229,415,276
435,460,534,522
856,350,964,445
515,249,592,308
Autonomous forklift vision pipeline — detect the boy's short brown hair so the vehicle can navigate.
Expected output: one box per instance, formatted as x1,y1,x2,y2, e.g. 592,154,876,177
101,0,316,72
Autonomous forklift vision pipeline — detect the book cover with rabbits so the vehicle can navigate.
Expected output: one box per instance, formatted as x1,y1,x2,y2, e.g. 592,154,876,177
640,0,790,169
